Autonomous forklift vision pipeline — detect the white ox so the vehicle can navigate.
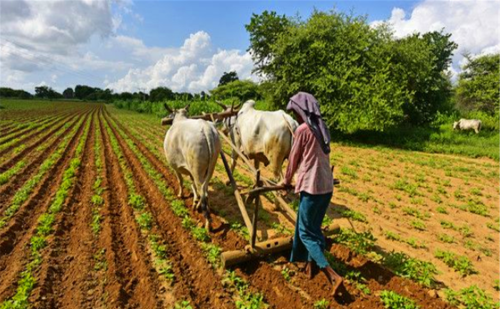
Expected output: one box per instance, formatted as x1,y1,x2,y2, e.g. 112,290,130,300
229,100,298,180
453,119,482,134
163,105,221,229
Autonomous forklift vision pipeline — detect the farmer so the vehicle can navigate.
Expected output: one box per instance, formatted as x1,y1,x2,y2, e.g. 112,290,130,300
280,92,343,294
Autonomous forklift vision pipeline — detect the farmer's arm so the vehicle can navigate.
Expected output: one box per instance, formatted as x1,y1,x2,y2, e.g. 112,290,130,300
284,129,305,185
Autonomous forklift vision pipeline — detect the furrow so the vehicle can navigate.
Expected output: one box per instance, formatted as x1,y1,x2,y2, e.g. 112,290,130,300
103,110,236,309
30,108,98,308
97,111,161,308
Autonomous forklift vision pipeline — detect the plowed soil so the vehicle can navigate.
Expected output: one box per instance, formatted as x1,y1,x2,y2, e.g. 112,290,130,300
0,101,497,308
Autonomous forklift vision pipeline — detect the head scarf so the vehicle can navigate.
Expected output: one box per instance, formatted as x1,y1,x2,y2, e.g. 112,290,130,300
286,92,331,154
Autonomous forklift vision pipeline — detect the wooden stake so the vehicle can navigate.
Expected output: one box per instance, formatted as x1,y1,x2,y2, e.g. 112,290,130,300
220,151,253,235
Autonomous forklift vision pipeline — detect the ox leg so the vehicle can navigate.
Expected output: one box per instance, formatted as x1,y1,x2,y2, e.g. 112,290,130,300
174,170,184,198
226,149,239,186
191,183,199,207
200,182,211,231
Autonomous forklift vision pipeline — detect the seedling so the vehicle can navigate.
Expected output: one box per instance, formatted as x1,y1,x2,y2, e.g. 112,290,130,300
314,299,329,309
379,290,419,309
434,249,476,276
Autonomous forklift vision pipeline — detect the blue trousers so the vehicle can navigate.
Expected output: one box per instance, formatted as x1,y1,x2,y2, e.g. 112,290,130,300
290,191,332,269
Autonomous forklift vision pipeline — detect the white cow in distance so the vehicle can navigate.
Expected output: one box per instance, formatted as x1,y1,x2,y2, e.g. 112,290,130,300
453,119,482,134
229,100,298,180
163,104,221,230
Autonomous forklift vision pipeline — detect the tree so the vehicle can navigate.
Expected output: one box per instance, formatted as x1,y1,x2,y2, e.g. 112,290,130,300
246,10,290,75
389,31,457,124
218,71,239,86
149,87,174,102
63,87,74,99
0,87,32,99
210,80,261,101
35,86,62,100
245,10,457,132
74,85,98,100
456,53,499,115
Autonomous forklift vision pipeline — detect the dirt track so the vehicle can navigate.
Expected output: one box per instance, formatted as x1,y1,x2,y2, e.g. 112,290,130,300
0,102,481,308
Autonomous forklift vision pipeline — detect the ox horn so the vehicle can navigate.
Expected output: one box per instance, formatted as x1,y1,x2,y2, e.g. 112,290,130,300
234,100,243,110
215,100,228,110
164,103,173,113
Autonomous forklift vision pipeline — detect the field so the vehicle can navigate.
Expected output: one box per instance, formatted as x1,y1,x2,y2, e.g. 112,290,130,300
0,99,498,309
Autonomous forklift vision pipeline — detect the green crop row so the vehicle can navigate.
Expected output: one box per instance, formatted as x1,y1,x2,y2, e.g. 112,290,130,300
91,120,104,235
0,115,86,229
434,249,477,277
0,161,26,185
0,113,66,152
0,114,60,145
0,112,81,178
0,115,91,309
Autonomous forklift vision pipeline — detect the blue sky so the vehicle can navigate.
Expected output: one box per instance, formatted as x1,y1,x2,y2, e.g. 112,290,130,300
1,0,498,93
125,1,417,50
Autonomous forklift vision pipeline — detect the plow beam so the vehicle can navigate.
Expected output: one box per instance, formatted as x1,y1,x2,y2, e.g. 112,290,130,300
221,223,340,268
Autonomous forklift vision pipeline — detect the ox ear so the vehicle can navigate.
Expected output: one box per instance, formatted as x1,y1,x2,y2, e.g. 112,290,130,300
164,103,173,113
184,103,191,112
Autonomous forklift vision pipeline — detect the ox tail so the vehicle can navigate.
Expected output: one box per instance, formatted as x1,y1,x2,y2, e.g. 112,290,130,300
478,121,482,132
202,126,215,179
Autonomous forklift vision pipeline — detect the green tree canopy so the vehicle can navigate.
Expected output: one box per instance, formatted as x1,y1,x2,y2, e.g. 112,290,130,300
246,10,457,132
35,86,62,100
218,71,239,86
0,87,32,99
456,53,499,115
149,87,174,102
63,87,74,99
210,80,261,101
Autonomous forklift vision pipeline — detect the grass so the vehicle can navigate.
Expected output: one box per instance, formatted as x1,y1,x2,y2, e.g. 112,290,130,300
332,119,499,160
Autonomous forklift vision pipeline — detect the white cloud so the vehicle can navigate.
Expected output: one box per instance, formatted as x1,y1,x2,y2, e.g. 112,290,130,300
0,0,114,55
106,31,257,93
0,0,140,91
371,0,500,76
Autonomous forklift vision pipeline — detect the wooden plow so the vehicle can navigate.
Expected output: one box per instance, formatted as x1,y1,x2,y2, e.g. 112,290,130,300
161,106,340,268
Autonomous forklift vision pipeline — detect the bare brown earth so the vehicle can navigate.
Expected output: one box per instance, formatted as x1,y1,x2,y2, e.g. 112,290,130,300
0,102,497,308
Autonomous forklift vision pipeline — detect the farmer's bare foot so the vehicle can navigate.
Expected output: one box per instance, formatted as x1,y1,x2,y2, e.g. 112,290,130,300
305,262,313,279
322,266,344,295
